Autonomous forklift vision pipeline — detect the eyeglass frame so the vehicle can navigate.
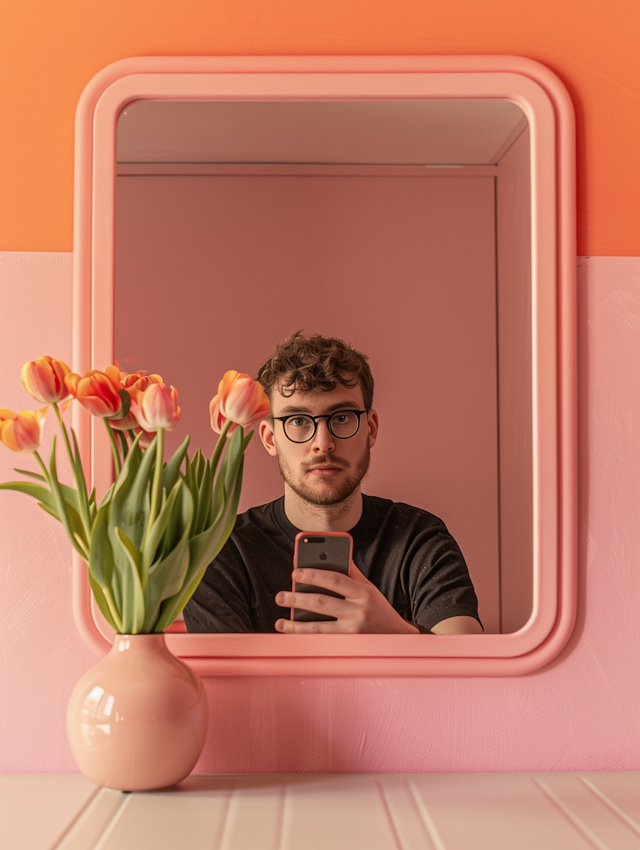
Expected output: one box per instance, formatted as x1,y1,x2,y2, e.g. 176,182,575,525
270,409,371,443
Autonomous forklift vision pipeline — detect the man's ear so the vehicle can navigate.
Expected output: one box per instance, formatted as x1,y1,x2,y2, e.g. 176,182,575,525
259,418,278,457
367,408,379,448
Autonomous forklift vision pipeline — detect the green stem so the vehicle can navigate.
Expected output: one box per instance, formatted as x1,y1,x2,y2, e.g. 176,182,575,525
147,428,164,535
52,402,74,466
52,403,92,540
103,419,122,478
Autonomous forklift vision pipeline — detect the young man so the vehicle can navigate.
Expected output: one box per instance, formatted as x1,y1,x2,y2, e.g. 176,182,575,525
184,332,482,635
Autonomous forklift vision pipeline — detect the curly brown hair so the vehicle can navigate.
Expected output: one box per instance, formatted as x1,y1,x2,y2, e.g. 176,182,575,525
256,331,374,409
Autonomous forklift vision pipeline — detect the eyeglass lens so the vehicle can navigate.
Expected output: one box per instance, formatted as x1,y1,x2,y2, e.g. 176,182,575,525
284,411,360,442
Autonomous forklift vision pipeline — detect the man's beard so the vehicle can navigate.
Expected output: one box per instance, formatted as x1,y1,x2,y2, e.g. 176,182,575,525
276,442,371,506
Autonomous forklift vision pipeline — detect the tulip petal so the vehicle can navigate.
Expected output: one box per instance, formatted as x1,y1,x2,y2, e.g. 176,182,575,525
0,406,47,453
21,356,70,404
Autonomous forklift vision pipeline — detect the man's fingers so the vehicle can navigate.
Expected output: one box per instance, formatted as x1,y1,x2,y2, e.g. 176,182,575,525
275,617,341,634
291,567,354,594
276,589,348,618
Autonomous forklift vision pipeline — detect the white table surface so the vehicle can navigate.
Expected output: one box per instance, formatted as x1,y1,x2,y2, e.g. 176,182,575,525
3,771,640,850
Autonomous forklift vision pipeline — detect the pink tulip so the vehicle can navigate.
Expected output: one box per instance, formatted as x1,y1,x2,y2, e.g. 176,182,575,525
21,356,71,404
209,396,234,435
130,382,180,431
210,371,270,435
65,367,124,419
0,407,47,453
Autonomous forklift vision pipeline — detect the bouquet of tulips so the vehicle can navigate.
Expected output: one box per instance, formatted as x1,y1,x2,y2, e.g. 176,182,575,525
0,358,269,634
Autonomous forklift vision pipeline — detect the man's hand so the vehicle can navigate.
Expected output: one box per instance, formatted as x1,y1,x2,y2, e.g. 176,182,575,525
274,561,419,634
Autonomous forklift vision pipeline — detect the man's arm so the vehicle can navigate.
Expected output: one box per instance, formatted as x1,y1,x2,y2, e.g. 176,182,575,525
430,616,483,635
184,541,255,633
275,562,483,635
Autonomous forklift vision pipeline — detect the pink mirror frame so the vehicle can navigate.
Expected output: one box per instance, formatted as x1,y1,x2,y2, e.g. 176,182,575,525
72,55,576,676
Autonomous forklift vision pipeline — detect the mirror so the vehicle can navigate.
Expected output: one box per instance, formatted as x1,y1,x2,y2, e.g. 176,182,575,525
115,98,529,636
73,55,576,675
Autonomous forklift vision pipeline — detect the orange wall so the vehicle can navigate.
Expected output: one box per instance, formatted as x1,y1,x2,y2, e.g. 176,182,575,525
0,0,639,255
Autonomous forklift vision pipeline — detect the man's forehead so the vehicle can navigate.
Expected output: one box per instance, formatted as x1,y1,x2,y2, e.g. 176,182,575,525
272,384,364,414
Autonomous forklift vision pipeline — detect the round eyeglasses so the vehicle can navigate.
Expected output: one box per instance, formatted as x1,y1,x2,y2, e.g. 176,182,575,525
272,409,370,443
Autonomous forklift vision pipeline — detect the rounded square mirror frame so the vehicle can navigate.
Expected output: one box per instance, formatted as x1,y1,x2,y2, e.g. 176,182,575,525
72,55,576,676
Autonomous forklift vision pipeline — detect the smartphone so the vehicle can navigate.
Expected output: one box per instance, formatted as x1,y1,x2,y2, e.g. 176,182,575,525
291,531,353,622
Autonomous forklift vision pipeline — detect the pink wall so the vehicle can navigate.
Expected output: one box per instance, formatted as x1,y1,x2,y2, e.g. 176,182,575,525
2,252,640,772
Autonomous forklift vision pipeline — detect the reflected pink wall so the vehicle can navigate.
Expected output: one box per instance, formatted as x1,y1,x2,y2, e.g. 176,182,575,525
496,127,533,632
115,171,501,630
2,253,640,772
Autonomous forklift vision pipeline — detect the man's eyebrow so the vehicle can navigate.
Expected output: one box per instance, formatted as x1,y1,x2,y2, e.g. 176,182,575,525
277,401,363,415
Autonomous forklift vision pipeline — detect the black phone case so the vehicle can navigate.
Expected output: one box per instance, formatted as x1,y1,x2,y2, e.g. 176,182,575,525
292,532,352,622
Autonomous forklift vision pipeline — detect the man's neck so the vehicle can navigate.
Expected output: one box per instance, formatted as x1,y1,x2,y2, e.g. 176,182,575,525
283,486,363,532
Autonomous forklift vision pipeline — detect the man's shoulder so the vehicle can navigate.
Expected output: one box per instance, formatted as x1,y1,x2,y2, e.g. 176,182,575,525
235,498,279,526
363,494,446,529
232,497,287,538
213,497,289,565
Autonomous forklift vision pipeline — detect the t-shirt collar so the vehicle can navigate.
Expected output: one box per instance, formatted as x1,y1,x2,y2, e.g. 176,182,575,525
272,494,375,543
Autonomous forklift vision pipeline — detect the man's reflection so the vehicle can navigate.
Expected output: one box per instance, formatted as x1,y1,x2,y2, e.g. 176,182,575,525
184,332,482,634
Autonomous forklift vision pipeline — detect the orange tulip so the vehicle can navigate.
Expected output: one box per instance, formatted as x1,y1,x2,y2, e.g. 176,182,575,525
65,367,124,419
210,371,270,435
110,371,163,430
122,371,163,394
21,356,70,404
130,382,180,431
0,407,47,453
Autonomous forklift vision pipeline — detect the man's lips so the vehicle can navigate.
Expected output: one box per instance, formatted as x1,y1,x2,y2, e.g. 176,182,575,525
307,464,344,477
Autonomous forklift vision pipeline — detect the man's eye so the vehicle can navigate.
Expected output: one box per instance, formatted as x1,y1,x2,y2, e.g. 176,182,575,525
333,414,348,424
290,417,307,427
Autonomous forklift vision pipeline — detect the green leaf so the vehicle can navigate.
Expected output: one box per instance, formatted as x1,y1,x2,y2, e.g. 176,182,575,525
87,569,121,632
37,501,61,521
98,483,115,510
162,435,190,494
108,436,155,552
114,527,145,634
140,478,182,584
0,480,55,504
111,433,143,501
12,468,46,481
193,458,214,536
155,453,245,631
142,485,194,632
89,508,116,597
116,428,129,460
46,438,89,559
115,526,142,574
123,435,158,521
207,426,246,529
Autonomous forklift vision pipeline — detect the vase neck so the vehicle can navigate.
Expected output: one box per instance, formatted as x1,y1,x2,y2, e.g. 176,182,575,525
112,633,167,656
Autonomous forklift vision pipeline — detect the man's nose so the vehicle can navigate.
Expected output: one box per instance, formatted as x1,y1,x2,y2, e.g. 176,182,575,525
311,418,335,452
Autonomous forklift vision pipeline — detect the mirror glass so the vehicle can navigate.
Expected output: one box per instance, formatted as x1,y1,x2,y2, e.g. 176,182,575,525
114,99,532,635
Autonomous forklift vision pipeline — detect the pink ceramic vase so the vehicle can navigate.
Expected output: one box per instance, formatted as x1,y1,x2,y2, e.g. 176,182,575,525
67,633,208,791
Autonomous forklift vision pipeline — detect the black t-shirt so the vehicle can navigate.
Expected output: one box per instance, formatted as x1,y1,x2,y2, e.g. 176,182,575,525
183,494,481,633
